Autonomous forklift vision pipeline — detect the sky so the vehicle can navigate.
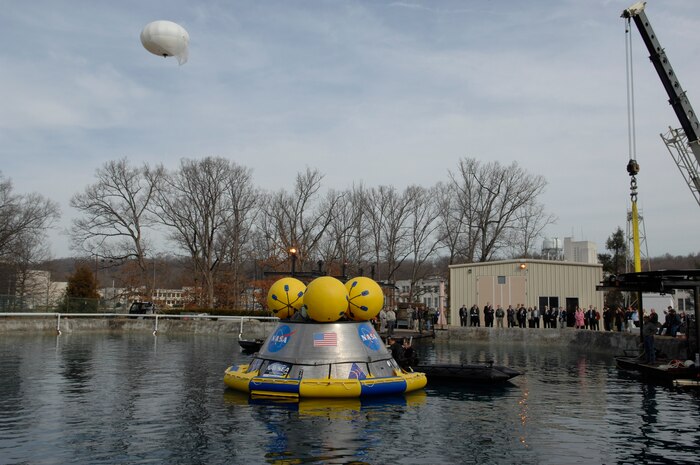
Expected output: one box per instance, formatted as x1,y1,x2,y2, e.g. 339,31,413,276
2,0,699,259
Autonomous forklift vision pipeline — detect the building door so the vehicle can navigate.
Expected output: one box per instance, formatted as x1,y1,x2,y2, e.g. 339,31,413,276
566,297,579,327
476,275,526,325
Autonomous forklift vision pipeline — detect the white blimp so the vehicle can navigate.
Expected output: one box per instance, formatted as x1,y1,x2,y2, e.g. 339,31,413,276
140,20,189,65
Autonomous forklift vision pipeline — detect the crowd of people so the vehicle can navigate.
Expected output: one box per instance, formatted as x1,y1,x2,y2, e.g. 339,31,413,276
455,303,691,337
458,303,565,329
377,306,438,335
382,303,691,369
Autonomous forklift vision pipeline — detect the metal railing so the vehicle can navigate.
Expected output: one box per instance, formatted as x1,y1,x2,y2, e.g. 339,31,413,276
0,312,279,336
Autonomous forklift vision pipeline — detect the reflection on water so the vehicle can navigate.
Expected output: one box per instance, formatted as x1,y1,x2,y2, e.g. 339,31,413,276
0,333,699,464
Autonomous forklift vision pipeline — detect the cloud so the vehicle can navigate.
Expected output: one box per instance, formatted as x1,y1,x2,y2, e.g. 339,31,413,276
1,0,699,258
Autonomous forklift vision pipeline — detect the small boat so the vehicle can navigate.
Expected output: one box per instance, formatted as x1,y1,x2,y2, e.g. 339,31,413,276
238,338,264,353
615,356,699,382
414,362,522,383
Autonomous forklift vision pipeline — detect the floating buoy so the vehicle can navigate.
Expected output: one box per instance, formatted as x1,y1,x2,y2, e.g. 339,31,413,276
267,277,306,319
345,277,383,321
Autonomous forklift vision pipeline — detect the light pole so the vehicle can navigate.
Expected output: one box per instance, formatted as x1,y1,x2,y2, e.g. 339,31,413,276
289,247,297,277
152,258,156,302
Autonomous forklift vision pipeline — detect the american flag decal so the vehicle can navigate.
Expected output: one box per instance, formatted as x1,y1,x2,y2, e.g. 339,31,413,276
313,332,337,347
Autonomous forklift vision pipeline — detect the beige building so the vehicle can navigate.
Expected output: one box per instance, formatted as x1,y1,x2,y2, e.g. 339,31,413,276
449,259,603,326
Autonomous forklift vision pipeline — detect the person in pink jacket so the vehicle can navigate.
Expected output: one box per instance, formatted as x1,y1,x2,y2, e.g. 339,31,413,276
575,306,585,329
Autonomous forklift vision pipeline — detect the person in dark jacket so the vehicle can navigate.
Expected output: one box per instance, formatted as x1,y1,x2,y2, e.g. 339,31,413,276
484,304,495,327
642,316,661,364
506,305,516,328
470,304,480,327
388,337,404,365
459,305,468,327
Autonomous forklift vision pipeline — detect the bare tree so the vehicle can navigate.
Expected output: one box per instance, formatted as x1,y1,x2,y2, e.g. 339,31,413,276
319,184,372,277
0,173,59,262
261,168,340,271
365,185,413,282
152,157,253,307
448,158,550,262
215,167,259,307
347,184,373,274
70,158,164,287
253,193,284,268
315,189,350,274
509,200,557,258
405,185,441,301
447,159,482,262
434,181,466,265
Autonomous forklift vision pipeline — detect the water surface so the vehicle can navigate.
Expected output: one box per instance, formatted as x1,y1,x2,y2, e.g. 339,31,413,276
1,332,698,464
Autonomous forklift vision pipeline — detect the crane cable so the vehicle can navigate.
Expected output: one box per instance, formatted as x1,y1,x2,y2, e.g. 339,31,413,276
625,18,638,170
624,17,642,273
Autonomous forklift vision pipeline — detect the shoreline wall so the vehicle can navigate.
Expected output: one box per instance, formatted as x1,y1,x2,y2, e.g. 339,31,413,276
0,317,690,359
436,327,690,359
0,316,277,340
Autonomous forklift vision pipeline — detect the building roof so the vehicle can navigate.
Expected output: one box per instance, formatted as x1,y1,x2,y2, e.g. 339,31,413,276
449,259,602,270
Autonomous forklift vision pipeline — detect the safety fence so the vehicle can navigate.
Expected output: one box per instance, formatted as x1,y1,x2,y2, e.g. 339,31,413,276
0,312,279,336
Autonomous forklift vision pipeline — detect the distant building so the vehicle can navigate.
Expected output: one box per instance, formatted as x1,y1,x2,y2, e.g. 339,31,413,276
17,270,66,309
395,276,445,310
151,288,191,308
97,286,195,309
563,237,598,264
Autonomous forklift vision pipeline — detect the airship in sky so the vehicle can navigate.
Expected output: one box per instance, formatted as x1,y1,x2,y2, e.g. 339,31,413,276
140,20,189,65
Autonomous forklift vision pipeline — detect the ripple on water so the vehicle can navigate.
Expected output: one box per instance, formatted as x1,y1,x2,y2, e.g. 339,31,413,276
0,334,699,465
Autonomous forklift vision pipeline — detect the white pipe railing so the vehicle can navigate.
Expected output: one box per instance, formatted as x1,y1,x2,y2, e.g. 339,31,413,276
238,315,279,340
0,313,278,336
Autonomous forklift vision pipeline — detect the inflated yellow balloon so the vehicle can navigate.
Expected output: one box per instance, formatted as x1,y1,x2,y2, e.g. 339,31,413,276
345,277,384,321
303,276,349,322
267,277,305,319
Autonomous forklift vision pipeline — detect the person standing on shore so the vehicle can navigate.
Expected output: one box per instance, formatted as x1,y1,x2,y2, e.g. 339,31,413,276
575,306,584,329
543,306,551,328
459,305,467,327
386,307,396,337
585,306,595,330
485,305,495,327
603,307,613,331
551,306,559,329
495,305,505,328
507,305,516,328
668,309,682,337
470,304,480,327
615,307,624,332
424,308,432,331
517,305,527,328
559,307,567,328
